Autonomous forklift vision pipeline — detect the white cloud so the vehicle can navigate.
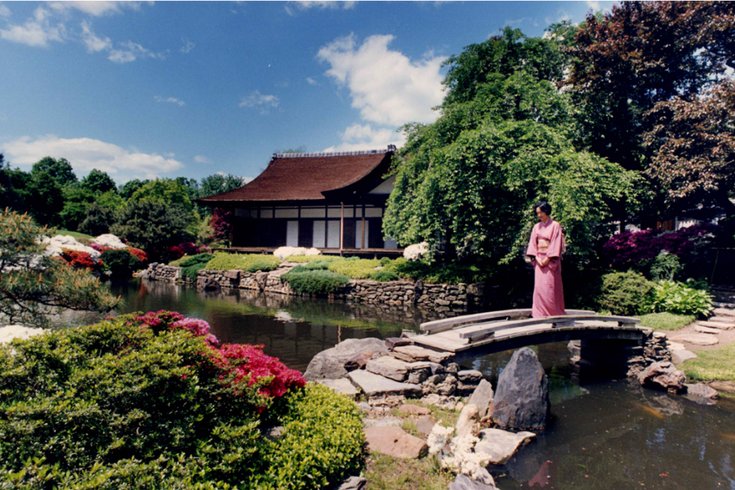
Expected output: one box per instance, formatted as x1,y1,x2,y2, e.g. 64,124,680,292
323,123,405,152
194,155,210,164
285,1,355,15
180,38,195,54
318,33,445,127
238,91,280,112
306,76,319,86
0,7,65,47
3,135,184,182
49,2,143,17
154,95,185,107
586,1,601,11
0,3,11,18
80,20,111,52
108,40,164,63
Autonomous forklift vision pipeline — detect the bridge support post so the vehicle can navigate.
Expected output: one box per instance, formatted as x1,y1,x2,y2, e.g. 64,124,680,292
577,338,643,380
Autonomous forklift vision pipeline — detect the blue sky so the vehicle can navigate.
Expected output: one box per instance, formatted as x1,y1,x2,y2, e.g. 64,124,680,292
0,1,605,183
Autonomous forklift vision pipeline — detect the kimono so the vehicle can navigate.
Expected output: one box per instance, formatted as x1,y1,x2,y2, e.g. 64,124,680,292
526,219,566,318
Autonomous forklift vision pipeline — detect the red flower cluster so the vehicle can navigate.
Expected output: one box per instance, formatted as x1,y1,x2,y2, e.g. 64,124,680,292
218,344,306,399
59,249,102,271
133,310,304,401
127,247,148,263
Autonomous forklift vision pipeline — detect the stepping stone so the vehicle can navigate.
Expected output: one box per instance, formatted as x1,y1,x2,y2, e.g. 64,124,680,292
706,316,735,324
348,369,422,397
697,321,734,330
672,349,697,364
391,344,454,363
713,308,735,317
317,378,360,399
694,325,722,335
670,333,720,346
364,426,428,459
666,341,687,351
366,356,411,381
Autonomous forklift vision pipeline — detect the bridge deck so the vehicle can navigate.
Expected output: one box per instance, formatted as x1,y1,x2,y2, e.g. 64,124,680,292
411,312,645,354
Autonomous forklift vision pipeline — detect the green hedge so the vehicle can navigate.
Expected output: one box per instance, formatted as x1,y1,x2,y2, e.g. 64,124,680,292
205,252,281,273
597,271,654,315
328,258,381,279
258,384,365,489
172,253,214,281
0,317,364,488
283,269,350,295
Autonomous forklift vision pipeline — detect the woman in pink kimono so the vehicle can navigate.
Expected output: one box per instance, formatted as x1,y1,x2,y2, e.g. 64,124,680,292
526,201,566,318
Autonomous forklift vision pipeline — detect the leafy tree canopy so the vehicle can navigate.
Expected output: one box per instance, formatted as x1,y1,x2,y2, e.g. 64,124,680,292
111,200,195,258
30,156,77,187
200,173,245,199
80,168,117,195
130,178,195,207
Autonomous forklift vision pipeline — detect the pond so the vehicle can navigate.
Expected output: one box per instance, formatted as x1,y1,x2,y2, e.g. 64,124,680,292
105,280,735,489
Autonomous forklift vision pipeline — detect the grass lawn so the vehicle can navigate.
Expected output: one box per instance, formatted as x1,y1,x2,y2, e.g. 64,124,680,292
364,454,454,490
638,312,695,331
55,229,94,243
682,343,735,382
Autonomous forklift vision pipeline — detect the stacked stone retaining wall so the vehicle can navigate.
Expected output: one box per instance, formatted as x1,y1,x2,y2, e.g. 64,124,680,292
144,263,485,314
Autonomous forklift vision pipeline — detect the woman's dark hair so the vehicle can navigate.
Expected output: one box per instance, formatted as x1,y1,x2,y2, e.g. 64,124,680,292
534,201,552,215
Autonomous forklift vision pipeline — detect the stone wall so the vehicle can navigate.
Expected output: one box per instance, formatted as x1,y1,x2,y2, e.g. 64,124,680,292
145,263,485,315
141,263,182,283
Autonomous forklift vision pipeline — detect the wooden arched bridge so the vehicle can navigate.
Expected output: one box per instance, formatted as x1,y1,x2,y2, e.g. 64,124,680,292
410,309,647,362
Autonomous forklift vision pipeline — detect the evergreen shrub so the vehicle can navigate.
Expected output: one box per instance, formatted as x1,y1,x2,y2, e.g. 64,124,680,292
598,271,654,315
283,269,350,295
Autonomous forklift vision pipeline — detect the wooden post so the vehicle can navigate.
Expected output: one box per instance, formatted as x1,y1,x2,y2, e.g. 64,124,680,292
340,202,344,256
361,205,366,249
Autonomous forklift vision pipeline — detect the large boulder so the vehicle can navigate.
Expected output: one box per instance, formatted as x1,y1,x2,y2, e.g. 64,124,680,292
304,338,388,380
474,428,536,465
492,347,549,432
637,361,686,393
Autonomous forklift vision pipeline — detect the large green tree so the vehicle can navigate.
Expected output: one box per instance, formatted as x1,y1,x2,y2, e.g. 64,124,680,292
80,169,117,195
0,210,119,326
111,200,195,258
384,31,639,267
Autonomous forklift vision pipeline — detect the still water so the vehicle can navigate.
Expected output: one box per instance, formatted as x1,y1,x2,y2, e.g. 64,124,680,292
105,280,735,489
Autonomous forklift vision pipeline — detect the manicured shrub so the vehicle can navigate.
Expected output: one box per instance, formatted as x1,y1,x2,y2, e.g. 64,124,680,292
647,280,713,317
171,253,214,281
371,269,400,282
258,383,365,489
597,271,654,315
205,252,281,273
283,269,350,295
287,255,339,264
101,249,143,280
328,257,381,279
0,311,361,488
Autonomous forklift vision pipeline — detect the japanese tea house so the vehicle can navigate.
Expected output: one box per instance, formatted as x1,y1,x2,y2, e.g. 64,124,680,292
199,146,400,254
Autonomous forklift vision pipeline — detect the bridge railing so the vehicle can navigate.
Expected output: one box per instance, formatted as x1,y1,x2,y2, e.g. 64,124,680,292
420,308,596,334
458,314,640,343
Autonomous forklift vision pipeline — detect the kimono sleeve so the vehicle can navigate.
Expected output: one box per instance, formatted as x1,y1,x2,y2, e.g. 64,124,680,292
546,221,566,258
525,224,538,257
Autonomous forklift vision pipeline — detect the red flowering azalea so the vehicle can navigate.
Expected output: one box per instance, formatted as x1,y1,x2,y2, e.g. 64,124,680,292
127,247,148,263
218,344,306,399
59,249,102,272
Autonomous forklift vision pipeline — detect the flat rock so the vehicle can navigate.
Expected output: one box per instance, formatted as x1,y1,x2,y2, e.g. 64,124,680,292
397,404,431,416
694,325,722,335
348,369,422,397
713,308,735,317
666,341,687,351
449,474,498,490
671,333,720,346
391,344,453,363
709,381,735,394
671,349,697,364
413,415,436,437
457,369,483,383
363,416,403,429
366,356,411,381
316,378,360,398
467,379,494,420
338,476,367,490
364,426,428,459
684,383,718,405
304,338,389,380
697,320,734,330
474,428,536,465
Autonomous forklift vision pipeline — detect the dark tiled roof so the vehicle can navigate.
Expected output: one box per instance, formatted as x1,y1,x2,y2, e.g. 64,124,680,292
199,149,393,203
